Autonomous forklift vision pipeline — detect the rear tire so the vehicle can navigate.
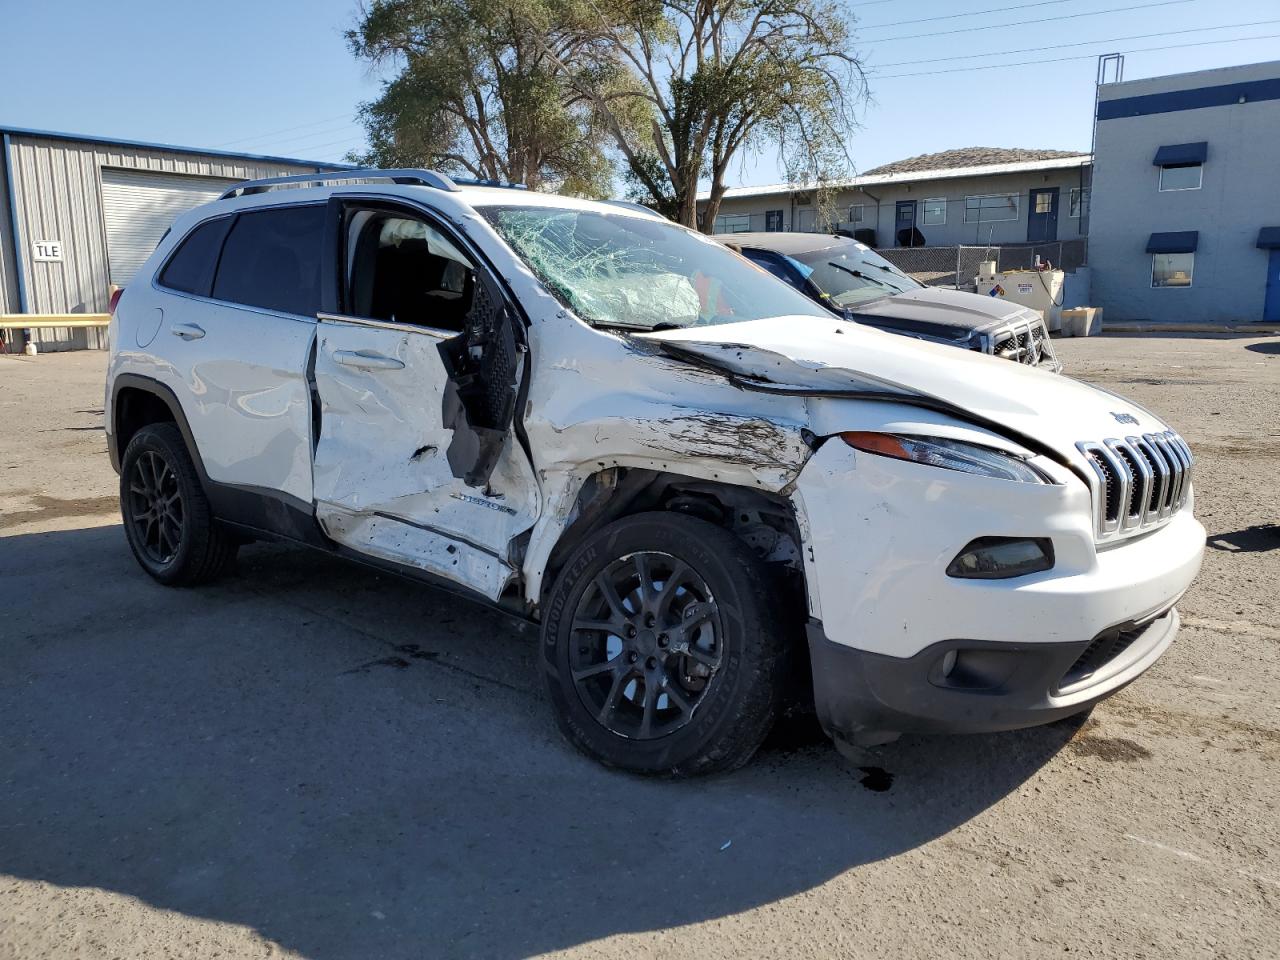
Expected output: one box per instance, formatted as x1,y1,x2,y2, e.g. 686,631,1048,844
540,512,789,776
119,423,237,586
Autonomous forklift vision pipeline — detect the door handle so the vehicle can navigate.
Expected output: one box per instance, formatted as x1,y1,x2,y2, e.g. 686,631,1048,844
334,349,405,371
170,322,205,341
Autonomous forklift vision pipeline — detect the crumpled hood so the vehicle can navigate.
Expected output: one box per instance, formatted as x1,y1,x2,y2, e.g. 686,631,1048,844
851,285,1036,334
640,315,1168,467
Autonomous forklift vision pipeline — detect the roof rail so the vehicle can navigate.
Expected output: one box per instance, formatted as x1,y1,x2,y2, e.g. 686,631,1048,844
453,177,528,190
218,168,462,200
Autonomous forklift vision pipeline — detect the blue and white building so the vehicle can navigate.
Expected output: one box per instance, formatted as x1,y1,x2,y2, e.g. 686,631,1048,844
1089,60,1280,323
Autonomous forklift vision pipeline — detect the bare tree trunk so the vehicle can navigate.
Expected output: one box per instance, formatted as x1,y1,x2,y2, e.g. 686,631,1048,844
676,188,699,229
700,184,728,235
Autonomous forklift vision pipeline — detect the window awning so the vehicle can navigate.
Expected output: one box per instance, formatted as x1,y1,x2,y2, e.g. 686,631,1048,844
1257,227,1280,249
1153,141,1208,166
1147,231,1199,254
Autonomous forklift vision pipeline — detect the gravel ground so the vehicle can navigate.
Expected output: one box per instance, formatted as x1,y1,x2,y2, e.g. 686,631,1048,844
1,335,1277,960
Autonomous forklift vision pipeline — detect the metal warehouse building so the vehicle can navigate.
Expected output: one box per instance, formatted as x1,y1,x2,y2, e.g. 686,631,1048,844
0,127,343,351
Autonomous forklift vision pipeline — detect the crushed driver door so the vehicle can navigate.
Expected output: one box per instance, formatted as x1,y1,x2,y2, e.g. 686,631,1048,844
310,198,539,601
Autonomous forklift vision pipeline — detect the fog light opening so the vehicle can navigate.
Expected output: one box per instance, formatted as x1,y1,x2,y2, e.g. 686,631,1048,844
946,537,1054,580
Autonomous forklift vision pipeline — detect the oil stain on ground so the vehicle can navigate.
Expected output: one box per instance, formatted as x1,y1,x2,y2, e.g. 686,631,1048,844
858,766,895,792
342,644,441,674
1069,721,1153,763
1,494,119,529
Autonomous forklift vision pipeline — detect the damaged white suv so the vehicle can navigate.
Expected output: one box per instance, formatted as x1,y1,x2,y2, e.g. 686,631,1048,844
106,170,1205,775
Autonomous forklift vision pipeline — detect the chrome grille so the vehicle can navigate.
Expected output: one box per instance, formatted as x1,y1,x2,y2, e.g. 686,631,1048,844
991,316,1062,372
1076,432,1193,541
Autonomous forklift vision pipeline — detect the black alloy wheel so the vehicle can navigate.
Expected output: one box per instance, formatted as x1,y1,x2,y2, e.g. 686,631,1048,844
569,551,723,740
119,422,237,585
126,449,185,565
541,512,789,776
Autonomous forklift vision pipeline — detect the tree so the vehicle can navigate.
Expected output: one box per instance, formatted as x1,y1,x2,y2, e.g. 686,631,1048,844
554,0,867,229
347,0,615,196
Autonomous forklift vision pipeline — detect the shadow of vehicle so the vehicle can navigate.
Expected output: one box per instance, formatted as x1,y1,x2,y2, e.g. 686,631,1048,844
1206,524,1280,554
1244,340,1280,355
0,525,1082,959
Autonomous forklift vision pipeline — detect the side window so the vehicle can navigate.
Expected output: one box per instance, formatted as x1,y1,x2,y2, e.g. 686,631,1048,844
211,205,326,315
158,217,232,296
344,210,476,331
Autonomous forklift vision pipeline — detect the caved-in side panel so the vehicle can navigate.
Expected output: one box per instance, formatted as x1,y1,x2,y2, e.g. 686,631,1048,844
313,329,457,511
514,312,816,604
321,506,511,600
311,320,539,592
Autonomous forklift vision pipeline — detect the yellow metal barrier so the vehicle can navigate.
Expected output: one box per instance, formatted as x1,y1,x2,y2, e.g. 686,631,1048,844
0,314,110,354
0,314,110,330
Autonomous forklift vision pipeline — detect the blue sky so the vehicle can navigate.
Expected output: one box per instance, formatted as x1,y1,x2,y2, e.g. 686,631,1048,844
2,0,1277,186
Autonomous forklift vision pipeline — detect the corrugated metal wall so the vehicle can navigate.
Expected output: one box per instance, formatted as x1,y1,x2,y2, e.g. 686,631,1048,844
99,168,236,286
6,135,320,350
0,141,19,315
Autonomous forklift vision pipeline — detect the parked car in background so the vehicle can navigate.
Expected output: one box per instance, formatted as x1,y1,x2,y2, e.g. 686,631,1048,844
719,232,1062,372
106,170,1200,775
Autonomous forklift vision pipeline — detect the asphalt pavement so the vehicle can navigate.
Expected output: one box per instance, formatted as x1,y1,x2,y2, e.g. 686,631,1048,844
1,335,1277,959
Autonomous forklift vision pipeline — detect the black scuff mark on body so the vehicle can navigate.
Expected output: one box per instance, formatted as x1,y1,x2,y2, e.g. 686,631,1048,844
410,444,437,462
641,410,810,474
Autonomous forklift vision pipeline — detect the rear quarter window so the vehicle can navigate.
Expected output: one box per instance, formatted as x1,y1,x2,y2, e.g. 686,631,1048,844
157,216,232,296
211,205,326,316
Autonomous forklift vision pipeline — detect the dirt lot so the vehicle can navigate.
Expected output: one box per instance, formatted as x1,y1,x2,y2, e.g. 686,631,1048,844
1,335,1277,960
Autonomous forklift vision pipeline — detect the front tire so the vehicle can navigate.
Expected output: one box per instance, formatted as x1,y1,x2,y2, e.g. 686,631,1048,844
119,423,237,585
540,512,789,776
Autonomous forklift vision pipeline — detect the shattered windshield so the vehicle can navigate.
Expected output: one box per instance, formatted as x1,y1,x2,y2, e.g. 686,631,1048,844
479,206,831,331
792,241,923,309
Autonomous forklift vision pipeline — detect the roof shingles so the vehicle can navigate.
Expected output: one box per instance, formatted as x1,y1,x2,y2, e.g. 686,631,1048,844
862,147,1083,176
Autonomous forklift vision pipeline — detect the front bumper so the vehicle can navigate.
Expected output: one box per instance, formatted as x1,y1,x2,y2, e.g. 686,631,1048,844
792,438,1205,658
807,606,1179,747
790,434,1204,747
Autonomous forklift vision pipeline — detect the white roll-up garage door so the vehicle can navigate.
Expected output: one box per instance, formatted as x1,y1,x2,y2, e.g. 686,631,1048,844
100,169,237,285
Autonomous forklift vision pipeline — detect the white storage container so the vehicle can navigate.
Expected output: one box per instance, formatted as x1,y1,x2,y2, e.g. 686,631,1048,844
975,269,1065,331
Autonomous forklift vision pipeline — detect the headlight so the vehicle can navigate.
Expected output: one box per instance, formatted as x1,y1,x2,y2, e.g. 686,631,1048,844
839,432,1047,483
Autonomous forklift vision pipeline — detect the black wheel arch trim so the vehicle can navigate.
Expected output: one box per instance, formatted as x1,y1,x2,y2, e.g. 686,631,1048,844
109,373,322,543
109,374,210,481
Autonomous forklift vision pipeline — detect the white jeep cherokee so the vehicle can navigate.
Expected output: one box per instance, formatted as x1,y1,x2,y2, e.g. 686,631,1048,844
106,169,1205,775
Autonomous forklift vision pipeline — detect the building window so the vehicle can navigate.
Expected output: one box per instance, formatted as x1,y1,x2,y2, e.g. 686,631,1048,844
849,204,865,224
921,198,946,226
1152,252,1194,288
714,213,753,234
765,209,783,232
964,194,1018,223
1069,188,1089,218
1159,163,1202,191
